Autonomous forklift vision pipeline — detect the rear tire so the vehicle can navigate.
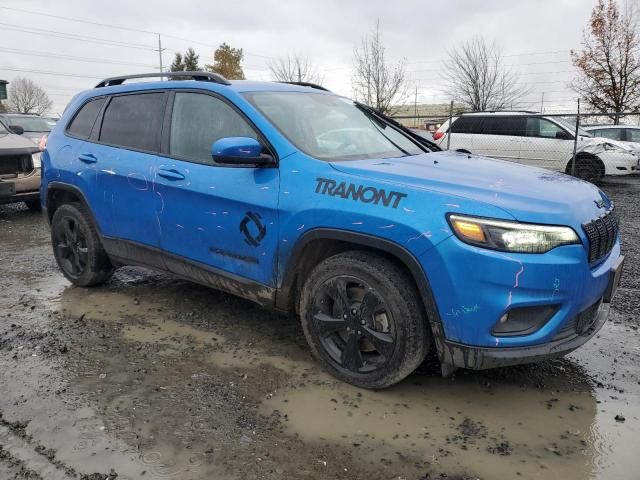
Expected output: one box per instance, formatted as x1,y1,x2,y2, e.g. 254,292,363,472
51,203,114,286
300,251,431,389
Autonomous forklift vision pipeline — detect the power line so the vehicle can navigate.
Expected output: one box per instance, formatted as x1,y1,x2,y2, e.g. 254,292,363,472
0,6,273,60
0,66,102,80
0,47,156,68
0,5,158,35
0,23,156,50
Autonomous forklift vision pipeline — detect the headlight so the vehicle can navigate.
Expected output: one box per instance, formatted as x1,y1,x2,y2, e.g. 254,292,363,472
448,214,580,253
31,152,42,168
602,142,625,152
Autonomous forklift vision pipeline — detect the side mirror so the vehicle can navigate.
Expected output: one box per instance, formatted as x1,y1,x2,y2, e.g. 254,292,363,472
555,130,572,140
9,125,24,135
211,137,274,166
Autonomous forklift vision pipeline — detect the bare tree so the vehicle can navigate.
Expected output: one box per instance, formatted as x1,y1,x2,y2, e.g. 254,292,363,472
571,0,640,123
443,37,527,111
268,53,324,84
8,77,52,115
352,20,408,115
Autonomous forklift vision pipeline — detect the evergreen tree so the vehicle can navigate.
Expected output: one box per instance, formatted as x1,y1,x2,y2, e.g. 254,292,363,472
205,43,245,80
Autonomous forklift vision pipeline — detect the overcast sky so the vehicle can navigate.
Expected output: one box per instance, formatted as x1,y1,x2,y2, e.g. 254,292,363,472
0,0,624,115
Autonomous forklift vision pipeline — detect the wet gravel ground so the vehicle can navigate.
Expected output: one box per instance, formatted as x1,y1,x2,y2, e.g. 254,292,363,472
0,177,639,480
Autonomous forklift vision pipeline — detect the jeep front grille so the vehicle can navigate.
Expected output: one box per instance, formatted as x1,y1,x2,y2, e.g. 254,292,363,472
582,208,618,264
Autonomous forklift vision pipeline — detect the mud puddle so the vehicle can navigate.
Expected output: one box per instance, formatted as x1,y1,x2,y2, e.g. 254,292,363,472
52,276,639,480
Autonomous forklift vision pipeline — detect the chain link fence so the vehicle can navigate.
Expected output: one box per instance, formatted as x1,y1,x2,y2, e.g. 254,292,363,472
393,104,640,182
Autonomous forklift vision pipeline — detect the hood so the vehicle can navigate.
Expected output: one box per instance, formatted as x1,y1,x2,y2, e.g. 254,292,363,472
0,131,40,152
329,151,609,227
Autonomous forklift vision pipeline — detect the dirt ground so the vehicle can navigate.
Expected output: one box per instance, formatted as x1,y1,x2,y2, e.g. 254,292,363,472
1,177,639,480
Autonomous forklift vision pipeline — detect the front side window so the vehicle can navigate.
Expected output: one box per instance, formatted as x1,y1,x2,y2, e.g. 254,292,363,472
526,118,566,139
244,92,425,161
99,93,165,152
67,97,106,139
590,128,623,141
169,92,258,164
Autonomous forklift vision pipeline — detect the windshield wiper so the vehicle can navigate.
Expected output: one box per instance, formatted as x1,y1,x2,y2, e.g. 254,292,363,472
354,102,441,152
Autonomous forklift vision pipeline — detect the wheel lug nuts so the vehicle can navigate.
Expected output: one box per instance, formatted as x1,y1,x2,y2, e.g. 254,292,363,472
360,320,365,325
357,330,362,335
343,313,348,319
351,308,357,315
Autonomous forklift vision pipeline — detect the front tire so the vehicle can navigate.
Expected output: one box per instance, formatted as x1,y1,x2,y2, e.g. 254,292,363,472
25,199,41,211
300,251,431,389
567,155,605,182
51,203,114,286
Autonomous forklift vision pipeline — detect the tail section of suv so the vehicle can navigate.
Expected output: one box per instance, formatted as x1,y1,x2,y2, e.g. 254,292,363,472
41,73,624,388
433,112,638,181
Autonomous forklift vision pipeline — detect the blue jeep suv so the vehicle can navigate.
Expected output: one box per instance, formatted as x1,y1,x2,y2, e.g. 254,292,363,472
41,72,624,388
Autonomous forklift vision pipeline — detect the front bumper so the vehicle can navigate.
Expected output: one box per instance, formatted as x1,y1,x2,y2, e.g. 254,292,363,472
599,151,638,175
421,230,623,370
0,168,40,204
440,300,610,369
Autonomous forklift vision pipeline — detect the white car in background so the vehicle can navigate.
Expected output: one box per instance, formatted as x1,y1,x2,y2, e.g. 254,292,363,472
584,125,640,156
432,112,638,181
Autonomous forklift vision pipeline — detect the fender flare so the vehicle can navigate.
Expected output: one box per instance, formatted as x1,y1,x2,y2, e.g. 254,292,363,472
276,228,448,356
45,181,101,232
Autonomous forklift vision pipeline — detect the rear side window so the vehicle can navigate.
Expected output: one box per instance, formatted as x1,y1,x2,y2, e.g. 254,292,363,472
99,93,165,152
450,116,482,134
481,117,526,136
169,92,258,164
67,97,106,139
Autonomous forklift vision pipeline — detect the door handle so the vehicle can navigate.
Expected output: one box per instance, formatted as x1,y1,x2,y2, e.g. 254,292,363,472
78,152,97,163
158,168,185,181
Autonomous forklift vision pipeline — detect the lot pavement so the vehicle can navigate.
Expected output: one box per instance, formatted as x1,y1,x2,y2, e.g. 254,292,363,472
0,177,639,480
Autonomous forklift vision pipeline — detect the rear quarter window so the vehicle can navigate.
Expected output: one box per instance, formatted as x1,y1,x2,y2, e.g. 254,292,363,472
66,98,106,139
450,116,482,134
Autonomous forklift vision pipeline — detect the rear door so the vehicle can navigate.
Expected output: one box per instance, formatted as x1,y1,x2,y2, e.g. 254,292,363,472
86,91,167,248
474,116,524,161
447,115,478,151
519,117,571,171
155,90,280,286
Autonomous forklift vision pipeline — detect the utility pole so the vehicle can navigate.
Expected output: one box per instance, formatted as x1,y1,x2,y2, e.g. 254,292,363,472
540,92,545,113
571,99,580,177
156,34,166,80
413,87,418,128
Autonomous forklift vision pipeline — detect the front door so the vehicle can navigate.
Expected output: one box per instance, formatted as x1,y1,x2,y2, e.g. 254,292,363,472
519,117,571,171
155,91,280,287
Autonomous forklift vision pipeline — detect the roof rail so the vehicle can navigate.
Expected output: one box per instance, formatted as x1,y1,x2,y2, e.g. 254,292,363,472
95,71,231,88
279,81,330,91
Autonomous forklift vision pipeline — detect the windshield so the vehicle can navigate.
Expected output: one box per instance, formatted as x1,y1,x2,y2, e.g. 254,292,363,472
243,92,426,161
553,117,592,137
6,116,56,132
